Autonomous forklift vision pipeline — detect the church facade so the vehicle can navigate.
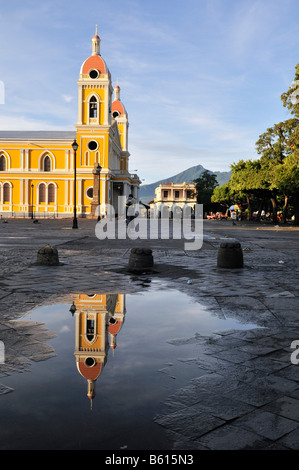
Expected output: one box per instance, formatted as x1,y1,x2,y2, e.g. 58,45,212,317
0,31,140,219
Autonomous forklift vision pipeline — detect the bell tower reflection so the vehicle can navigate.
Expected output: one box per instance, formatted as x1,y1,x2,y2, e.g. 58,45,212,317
72,293,126,408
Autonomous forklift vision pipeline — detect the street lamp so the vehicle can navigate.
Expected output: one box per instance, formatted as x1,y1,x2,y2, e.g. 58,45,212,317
69,301,76,316
31,184,34,219
72,139,79,229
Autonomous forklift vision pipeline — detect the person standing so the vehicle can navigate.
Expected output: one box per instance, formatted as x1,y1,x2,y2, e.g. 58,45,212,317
126,193,136,226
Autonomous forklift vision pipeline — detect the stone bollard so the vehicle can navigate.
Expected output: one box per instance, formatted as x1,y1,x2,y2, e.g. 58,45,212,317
128,248,153,273
36,244,59,266
217,241,243,269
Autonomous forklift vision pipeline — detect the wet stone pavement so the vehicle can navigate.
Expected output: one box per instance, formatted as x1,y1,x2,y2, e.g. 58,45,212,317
0,218,299,450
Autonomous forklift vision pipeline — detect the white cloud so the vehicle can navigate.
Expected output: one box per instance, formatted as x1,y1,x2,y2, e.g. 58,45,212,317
0,114,65,131
59,325,71,334
62,94,74,103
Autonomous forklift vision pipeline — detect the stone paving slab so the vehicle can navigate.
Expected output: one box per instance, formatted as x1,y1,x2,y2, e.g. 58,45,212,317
194,423,272,450
233,409,299,440
277,427,299,449
263,395,299,421
154,407,226,440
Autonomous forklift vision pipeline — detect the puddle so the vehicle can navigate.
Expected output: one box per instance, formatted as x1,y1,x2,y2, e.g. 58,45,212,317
0,286,261,450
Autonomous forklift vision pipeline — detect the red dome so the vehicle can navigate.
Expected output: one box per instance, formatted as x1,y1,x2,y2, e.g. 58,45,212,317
81,55,106,75
109,321,122,335
112,100,126,115
78,361,102,380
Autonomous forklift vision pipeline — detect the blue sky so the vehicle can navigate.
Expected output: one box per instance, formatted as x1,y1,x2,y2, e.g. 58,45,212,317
0,0,298,184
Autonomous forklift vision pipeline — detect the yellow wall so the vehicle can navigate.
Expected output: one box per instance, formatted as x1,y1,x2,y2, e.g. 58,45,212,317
74,293,119,350
76,129,109,169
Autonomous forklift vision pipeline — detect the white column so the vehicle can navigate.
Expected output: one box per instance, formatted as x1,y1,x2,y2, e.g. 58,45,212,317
133,185,138,201
69,180,72,213
74,311,80,351
101,176,106,210
20,149,24,170
65,150,69,170
70,149,74,171
78,179,82,211
25,179,29,205
55,184,58,214
25,150,29,171
20,179,24,205
64,180,68,206
104,85,108,125
78,86,83,125
124,182,130,198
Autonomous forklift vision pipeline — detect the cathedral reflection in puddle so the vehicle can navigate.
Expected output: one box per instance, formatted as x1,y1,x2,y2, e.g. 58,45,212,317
0,286,262,450
71,294,126,408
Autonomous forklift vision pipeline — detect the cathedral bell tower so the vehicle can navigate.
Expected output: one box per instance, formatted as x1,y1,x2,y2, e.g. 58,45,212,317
77,26,112,128
112,84,129,170
75,27,114,218
73,293,126,408
73,28,139,219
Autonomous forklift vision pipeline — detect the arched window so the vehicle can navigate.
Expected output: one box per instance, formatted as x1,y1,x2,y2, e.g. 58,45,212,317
43,156,51,172
89,96,97,118
3,183,10,203
38,183,46,203
48,183,55,203
84,151,90,166
0,155,6,171
86,318,95,342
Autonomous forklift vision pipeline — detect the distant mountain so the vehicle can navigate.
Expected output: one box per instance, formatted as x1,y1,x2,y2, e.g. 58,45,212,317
139,164,232,203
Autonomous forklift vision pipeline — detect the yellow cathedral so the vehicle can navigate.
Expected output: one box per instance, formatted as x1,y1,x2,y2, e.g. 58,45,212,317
0,29,140,219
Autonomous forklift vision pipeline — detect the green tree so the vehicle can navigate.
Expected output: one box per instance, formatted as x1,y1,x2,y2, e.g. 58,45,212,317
255,119,298,222
256,119,298,164
194,170,218,207
211,183,231,208
273,153,299,224
211,182,246,214
278,64,299,223
229,159,271,220
281,63,299,118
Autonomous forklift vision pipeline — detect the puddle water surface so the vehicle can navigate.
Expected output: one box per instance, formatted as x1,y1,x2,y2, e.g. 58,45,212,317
0,286,261,450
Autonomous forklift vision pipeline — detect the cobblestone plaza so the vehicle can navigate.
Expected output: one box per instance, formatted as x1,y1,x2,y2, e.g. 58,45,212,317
0,217,298,450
